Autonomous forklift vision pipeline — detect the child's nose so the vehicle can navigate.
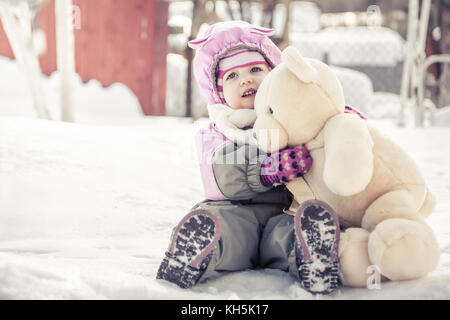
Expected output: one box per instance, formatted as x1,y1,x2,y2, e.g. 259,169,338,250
240,77,253,86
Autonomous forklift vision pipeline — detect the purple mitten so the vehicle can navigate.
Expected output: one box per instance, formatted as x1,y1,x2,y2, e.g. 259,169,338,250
260,146,313,186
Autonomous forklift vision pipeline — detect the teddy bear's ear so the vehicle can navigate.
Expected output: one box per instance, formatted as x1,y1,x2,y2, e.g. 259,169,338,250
281,46,318,84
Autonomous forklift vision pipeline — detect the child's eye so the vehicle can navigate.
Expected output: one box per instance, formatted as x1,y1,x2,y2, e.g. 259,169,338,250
251,67,262,73
226,72,237,80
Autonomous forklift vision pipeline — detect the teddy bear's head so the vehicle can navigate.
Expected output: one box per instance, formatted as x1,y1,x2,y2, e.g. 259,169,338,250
253,46,346,153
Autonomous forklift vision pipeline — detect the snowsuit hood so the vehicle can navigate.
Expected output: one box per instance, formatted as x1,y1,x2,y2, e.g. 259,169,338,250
188,20,282,105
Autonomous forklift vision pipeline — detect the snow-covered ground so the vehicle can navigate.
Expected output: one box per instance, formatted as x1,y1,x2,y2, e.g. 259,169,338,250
0,56,449,300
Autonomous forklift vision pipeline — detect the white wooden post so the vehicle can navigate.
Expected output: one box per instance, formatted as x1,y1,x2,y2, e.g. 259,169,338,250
399,0,418,127
55,0,75,122
414,0,431,126
0,2,52,120
398,0,432,127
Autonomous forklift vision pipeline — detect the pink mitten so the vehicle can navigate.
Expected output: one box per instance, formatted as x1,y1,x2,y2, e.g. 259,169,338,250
260,146,312,186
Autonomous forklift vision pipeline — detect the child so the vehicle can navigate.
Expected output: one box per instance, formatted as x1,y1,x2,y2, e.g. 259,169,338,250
156,21,340,294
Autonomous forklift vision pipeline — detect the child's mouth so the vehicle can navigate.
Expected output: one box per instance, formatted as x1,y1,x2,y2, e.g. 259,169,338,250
242,88,256,98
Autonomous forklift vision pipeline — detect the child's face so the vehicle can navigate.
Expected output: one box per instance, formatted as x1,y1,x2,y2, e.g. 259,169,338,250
222,64,269,110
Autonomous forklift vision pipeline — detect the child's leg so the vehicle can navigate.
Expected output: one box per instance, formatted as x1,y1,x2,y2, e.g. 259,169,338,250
260,200,340,295
260,213,296,271
157,201,265,288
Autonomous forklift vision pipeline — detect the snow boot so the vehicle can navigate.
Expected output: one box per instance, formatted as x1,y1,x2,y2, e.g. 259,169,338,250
156,209,222,289
294,199,340,295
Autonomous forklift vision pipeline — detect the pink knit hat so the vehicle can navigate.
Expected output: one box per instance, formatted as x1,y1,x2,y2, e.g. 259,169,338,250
216,49,270,103
188,21,282,105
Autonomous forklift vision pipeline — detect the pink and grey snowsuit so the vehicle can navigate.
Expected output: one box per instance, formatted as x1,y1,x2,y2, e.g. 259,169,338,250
160,21,367,287
180,21,313,284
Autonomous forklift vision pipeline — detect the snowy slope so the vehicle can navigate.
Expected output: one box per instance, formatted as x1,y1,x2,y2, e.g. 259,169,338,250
0,55,449,299
0,115,449,300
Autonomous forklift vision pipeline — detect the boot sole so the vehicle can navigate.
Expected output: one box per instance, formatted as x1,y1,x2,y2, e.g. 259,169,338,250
156,209,222,288
294,200,340,294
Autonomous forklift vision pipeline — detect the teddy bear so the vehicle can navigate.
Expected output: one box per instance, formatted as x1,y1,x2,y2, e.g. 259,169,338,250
252,46,440,287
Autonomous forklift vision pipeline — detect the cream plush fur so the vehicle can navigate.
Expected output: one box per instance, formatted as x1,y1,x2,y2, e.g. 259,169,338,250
253,46,440,287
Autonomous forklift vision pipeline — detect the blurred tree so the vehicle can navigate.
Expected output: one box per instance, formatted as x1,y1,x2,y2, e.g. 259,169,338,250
438,0,450,107
186,0,222,117
261,0,278,27
261,0,291,50
425,0,450,108
373,0,409,39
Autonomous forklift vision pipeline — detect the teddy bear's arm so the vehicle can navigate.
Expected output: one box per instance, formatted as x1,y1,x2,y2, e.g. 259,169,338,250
322,113,374,196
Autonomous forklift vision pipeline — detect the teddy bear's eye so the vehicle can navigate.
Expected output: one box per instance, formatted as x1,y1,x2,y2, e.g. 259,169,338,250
269,108,274,114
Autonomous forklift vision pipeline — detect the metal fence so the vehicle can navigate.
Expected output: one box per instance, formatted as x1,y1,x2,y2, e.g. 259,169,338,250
289,25,406,116
165,1,450,124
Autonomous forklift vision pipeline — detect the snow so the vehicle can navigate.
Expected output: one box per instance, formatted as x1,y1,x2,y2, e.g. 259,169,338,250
1,56,450,300
432,106,450,127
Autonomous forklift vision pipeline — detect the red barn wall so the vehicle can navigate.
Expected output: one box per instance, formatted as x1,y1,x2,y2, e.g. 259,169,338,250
0,0,168,116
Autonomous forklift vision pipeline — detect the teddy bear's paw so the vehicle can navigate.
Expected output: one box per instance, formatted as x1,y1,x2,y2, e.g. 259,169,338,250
368,218,440,281
338,228,372,287
323,156,373,196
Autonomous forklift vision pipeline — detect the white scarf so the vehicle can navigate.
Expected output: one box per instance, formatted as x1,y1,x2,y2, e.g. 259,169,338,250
207,104,257,146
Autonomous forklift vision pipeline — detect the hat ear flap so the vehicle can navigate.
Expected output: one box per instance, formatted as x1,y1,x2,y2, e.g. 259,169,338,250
281,46,318,84
248,26,275,37
188,35,214,49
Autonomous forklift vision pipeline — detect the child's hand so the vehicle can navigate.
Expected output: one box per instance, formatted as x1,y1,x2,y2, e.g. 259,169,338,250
260,146,312,186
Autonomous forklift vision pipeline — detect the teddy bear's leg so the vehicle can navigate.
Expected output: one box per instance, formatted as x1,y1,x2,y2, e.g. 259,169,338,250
362,189,430,232
362,190,440,281
339,228,388,287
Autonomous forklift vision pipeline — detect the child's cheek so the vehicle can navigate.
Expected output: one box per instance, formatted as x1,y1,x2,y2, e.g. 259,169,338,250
259,71,269,81
256,74,267,87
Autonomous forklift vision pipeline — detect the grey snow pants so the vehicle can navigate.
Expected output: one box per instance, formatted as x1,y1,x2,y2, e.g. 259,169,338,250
191,200,300,284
